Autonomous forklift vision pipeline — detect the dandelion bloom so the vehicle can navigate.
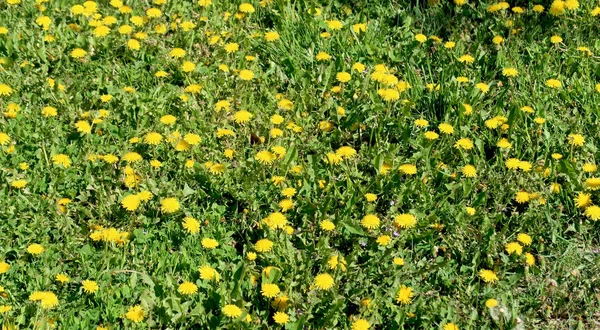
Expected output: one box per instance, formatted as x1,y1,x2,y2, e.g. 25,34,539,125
515,191,530,204
0,261,10,274
126,305,145,323
0,84,13,96
82,280,99,294
320,220,335,231
454,138,474,150
444,324,459,330
199,265,220,281
11,180,28,189
394,214,417,229
360,214,380,229
336,146,357,158
438,123,454,134
234,110,253,123
314,273,335,290
399,164,417,175
462,165,477,177
121,194,140,211
502,67,518,77
201,238,219,249
239,3,255,13
52,154,71,168
70,48,87,58
568,134,585,147
222,304,242,318
478,269,498,283
352,319,370,330
485,299,499,308
182,217,200,234
255,238,273,252
505,242,523,255
517,233,532,246
396,285,414,304
238,69,254,80
574,192,591,208
261,283,280,298
415,33,427,43
161,198,180,213
264,31,280,41
585,205,600,221
27,244,44,255
178,281,198,295
336,72,351,83
546,79,562,88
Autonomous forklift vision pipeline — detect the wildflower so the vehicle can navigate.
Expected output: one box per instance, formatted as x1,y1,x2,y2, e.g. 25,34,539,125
326,20,343,30
178,282,198,295
550,36,563,44
336,72,351,83
336,146,357,158
462,165,477,177
255,239,273,252
224,43,239,53
125,305,145,323
316,52,331,61
11,180,28,189
568,134,585,146
351,319,370,330
234,110,253,123
222,305,242,318
70,48,87,58
201,238,219,249
320,220,335,231
361,214,380,229
485,299,499,308
546,79,562,88
256,150,276,164
314,273,335,290
458,54,474,63
415,34,427,43
82,280,99,294
273,311,289,324
182,217,200,234
56,274,70,283
261,283,280,298
583,163,597,173
502,67,518,77
585,205,600,221
396,285,414,304
239,3,255,13
399,164,417,175
376,235,392,246
454,138,474,150
197,264,220,281
27,244,45,255
0,262,10,274
238,69,254,80
475,83,490,93
161,198,180,213
505,242,523,255
52,154,71,168
424,131,439,140
586,178,600,190
479,269,498,283
515,191,530,204
394,214,417,229
438,123,454,134
265,31,280,41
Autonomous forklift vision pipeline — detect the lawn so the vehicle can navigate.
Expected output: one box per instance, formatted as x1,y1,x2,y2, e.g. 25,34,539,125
1,0,600,329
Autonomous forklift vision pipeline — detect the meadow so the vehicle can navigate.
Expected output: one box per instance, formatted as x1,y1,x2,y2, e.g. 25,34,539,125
1,0,600,329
